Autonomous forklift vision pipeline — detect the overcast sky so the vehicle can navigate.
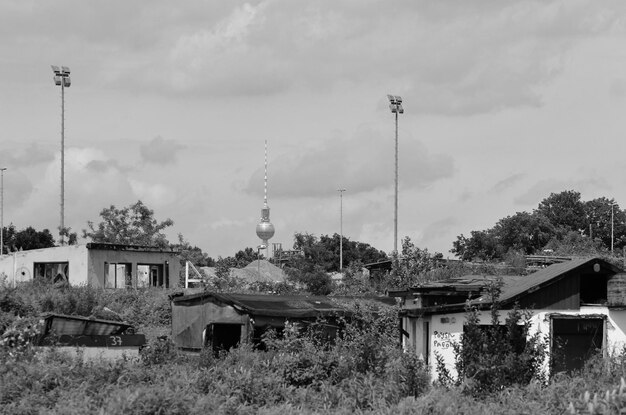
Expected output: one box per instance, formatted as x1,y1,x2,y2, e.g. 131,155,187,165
1,1,626,258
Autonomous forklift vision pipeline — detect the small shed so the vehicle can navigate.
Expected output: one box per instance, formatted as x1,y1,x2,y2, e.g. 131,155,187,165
38,313,146,360
170,292,395,352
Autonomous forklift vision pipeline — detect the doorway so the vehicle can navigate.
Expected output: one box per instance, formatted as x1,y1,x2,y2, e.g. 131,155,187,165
551,316,604,373
204,323,242,355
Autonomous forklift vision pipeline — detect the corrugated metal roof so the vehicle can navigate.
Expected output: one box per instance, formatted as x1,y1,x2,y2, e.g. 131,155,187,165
171,292,395,318
41,313,132,336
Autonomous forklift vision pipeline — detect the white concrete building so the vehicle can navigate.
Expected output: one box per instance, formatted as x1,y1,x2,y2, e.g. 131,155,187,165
0,243,181,288
390,258,626,379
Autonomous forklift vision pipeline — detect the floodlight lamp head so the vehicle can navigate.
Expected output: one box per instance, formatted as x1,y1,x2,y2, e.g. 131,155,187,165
54,75,62,86
63,77,71,87
61,66,70,74
51,65,60,73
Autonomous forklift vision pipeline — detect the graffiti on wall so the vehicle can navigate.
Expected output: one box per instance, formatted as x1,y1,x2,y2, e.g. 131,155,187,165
433,330,458,349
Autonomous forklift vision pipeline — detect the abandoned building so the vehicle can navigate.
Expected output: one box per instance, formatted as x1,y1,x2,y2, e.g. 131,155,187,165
170,292,395,352
388,257,626,379
0,243,181,288
38,313,146,360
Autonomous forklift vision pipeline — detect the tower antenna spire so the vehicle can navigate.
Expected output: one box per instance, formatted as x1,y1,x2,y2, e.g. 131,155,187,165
256,140,275,253
264,140,268,207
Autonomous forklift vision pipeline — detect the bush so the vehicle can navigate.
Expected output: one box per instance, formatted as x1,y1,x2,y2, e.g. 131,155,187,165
440,280,546,396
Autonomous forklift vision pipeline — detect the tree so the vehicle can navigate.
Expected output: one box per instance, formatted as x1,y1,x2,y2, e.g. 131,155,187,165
171,234,215,267
536,190,586,236
388,237,442,288
492,212,554,255
82,200,173,248
450,190,626,260
584,198,626,251
2,225,56,253
234,247,260,267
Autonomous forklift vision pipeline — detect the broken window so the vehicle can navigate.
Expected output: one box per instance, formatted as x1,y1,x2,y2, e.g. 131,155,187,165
137,264,167,288
551,316,604,374
104,263,132,289
34,262,69,284
580,274,608,305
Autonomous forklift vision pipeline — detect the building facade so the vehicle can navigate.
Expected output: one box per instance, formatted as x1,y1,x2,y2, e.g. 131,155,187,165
389,258,626,379
0,243,180,288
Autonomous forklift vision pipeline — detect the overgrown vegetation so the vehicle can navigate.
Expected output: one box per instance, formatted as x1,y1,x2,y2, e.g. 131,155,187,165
437,280,547,396
4,280,626,414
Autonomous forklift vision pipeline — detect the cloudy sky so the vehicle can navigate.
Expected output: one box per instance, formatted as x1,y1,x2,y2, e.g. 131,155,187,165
1,1,626,258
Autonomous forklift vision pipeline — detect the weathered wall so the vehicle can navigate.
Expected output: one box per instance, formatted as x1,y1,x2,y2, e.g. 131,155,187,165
171,300,249,349
87,249,181,288
404,306,626,381
0,245,89,285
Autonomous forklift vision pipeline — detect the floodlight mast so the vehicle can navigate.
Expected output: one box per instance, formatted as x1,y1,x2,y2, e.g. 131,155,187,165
387,95,404,255
0,168,6,256
338,189,346,271
51,65,71,244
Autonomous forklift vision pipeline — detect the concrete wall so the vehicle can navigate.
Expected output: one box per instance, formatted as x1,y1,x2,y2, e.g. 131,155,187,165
0,245,89,286
171,300,249,349
403,306,626,381
87,249,181,288
0,245,181,288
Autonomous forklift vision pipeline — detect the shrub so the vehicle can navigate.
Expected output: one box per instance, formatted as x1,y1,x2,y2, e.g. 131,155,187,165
441,280,546,396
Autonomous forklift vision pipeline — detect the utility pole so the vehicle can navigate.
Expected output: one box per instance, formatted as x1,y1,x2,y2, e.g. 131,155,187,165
338,188,346,271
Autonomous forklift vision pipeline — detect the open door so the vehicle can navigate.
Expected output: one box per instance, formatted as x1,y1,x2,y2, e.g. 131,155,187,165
204,323,242,355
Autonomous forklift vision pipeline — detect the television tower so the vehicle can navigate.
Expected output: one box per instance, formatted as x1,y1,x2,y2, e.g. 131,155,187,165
255,140,275,257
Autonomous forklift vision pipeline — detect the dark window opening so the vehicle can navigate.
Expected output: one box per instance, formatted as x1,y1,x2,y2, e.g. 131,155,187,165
34,262,69,284
580,274,608,305
551,317,604,374
204,323,242,355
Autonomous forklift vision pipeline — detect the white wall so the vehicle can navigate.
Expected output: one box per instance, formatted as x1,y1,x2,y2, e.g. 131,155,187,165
0,245,89,286
404,306,626,382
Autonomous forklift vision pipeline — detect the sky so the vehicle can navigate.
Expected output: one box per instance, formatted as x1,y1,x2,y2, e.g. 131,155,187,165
1,1,626,259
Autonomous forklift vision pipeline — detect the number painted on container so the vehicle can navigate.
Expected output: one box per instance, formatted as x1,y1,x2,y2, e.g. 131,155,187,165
110,336,122,346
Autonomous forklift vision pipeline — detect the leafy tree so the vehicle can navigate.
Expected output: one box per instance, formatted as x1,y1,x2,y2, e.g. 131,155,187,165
584,198,626,251
451,230,499,261
536,190,586,236
451,190,626,260
82,200,173,248
492,212,555,255
388,237,442,288
234,247,260,267
171,234,215,267
292,232,387,273
2,225,56,253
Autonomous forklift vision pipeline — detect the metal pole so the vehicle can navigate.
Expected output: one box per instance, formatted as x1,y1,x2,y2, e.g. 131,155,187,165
338,189,346,271
0,168,6,255
394,111,398,254
60,81,65,245
611,204,615,253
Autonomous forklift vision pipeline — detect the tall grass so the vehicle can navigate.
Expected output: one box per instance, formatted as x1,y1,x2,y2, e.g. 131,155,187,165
3,282,626,414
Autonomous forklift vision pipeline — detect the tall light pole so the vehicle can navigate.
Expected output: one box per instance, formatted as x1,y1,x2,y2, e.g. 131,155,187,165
337,188,346,271
0,167,6,256
51,65,71,245
387,95,404,254
611,202,618,253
